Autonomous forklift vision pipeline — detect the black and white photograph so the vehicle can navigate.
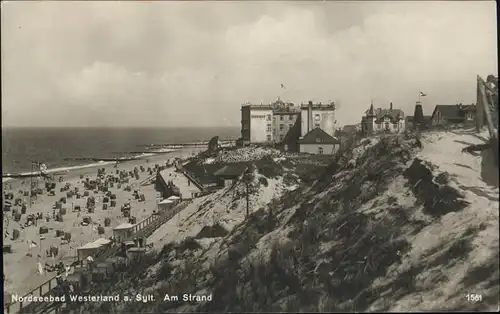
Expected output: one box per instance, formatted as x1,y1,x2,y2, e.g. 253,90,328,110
2,1,498,313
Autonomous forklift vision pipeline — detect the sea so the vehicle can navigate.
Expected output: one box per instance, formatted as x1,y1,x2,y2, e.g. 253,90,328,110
2,127,239,175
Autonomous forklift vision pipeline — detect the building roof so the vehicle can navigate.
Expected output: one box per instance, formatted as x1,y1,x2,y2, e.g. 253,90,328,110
213,164,248,178
166,195,181,201
241,104,274,110
366,108,404,123
342,125,359,133
432,104,476,120
300,102,336,110
242,98,300,113
159,199,174,204
94,238,111,246
78,238,111,250
78,242,101,250
114,223,135,231
298,128,340,145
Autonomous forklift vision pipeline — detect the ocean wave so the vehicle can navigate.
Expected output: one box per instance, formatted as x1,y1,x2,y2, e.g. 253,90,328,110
3,161,116,178
3,149,182,181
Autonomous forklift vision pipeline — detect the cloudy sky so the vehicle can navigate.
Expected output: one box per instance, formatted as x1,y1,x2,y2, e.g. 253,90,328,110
1,1,497,128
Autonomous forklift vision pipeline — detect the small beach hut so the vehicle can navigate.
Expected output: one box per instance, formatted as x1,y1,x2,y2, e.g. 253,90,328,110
166,195,181,205
113,223,135,242
77,242,100,260
158,199,174,211
127,247,147,261
93,237,112,249
77,238,111,260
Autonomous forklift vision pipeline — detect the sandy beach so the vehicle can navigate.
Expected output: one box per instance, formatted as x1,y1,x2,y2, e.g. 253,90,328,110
2,147,203,299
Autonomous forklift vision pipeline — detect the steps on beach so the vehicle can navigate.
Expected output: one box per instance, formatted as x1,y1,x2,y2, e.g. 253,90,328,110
10,201,191,314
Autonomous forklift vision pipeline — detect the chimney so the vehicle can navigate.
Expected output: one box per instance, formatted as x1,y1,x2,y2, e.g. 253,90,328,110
308,101,313,132
390,102,393,110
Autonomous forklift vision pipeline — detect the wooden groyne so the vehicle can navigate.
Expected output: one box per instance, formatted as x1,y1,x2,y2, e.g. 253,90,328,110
5,201,192,314
137,139,237,149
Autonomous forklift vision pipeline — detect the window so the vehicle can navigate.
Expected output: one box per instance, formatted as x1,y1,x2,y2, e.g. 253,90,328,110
466,113,473,120
280,135,284,141
318,147,324,154
266,135,272,142
266,114,272,121
289,115,294,121
280,115,284,121
314,114,321,121
279,124,284,130
385,122,390,130
314,123,320,128
315,138,321,143
266,124,272,132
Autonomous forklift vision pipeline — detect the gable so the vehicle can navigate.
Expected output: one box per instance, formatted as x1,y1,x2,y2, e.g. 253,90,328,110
298,128,340,145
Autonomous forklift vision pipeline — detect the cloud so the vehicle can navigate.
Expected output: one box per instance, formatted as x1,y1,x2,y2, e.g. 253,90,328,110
1,1,497,127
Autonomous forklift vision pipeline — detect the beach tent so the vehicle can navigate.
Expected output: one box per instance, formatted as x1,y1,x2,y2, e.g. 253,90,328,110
77,238,111,260
113,223,135,242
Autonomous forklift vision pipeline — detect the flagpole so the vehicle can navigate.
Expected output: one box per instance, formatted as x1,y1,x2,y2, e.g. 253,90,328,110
29,161,33,208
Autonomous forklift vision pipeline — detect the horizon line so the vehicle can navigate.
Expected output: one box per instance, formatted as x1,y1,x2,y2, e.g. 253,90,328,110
1,125,240,129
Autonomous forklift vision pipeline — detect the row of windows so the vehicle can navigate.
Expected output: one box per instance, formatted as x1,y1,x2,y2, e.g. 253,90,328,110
260,114,297,121
267,123,295,132
266,134,285,142
255,113,322,122
274,115,295,121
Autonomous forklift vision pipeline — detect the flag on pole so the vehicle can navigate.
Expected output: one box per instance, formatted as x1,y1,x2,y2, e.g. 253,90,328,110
280,83,286,89
39,163,48,172
29,240,38,248
420,92,428,97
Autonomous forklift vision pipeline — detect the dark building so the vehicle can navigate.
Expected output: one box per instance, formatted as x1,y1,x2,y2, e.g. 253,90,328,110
403,100,432,130
213,164,248,187
430,104,477,126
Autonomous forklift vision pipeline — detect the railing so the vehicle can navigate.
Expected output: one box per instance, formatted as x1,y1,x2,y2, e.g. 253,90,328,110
5,201,191,314
182,171,205,192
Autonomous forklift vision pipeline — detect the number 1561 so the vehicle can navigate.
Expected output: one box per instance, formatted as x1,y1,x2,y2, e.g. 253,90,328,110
465,294,483,302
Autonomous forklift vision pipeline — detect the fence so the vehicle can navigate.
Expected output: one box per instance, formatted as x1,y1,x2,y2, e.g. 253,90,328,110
477,75,499,165
5,201,191,314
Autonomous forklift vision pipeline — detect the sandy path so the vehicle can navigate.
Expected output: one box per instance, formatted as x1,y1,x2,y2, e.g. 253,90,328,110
2,147,203,298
